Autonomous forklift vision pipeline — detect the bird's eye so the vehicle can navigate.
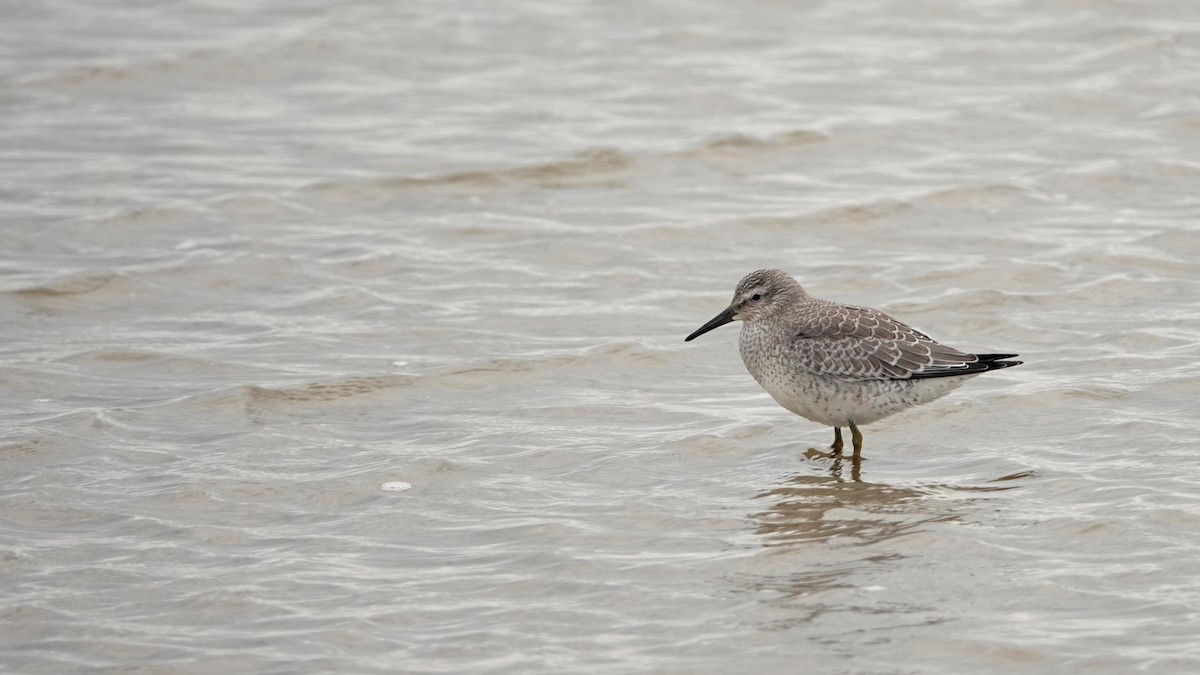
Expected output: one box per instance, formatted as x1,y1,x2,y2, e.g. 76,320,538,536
751,293,762,301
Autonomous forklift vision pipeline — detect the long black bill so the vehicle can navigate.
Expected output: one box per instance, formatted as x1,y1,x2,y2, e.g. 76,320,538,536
684,306,736,342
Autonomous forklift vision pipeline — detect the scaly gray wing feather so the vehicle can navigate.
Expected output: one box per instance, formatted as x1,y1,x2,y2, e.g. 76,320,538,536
786,302,980,381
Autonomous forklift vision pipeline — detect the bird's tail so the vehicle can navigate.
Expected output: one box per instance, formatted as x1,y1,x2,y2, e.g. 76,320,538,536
974,353,1023,371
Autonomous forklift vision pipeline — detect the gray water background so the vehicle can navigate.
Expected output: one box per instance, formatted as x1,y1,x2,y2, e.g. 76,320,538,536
3,0,1200,672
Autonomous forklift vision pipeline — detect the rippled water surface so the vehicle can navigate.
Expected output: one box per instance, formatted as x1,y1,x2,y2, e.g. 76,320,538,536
3,0,1200,672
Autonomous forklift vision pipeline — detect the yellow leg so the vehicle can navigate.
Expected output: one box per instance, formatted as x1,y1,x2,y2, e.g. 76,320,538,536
830,427,843,455
849,420,863,461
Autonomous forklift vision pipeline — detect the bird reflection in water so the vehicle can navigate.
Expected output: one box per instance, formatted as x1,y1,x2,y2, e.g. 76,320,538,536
752,467,1033,548
752,471,954,549
742,467,1033,613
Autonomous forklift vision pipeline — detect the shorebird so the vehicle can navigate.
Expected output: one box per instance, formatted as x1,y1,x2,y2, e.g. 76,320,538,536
684,269,1021,461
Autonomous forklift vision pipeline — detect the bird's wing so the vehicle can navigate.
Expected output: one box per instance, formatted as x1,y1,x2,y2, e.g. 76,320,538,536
786,302,980,381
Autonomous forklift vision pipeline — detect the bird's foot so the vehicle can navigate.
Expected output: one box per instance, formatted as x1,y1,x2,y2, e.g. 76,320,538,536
803,447,841,461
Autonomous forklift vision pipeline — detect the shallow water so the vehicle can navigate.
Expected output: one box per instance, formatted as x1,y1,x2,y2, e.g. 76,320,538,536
3,0,1200,672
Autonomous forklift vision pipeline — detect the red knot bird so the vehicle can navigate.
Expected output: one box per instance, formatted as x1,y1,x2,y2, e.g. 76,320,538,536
685,269,1022,461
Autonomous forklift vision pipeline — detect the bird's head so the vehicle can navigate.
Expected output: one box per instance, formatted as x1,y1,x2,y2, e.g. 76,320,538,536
685,269,807,341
